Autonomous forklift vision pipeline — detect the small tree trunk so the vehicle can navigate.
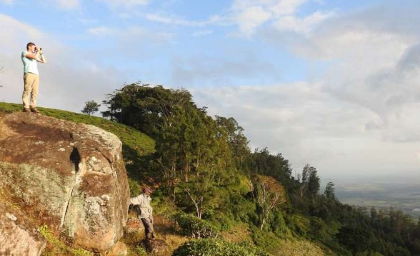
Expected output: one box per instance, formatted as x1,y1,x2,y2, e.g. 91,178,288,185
186,190,203,219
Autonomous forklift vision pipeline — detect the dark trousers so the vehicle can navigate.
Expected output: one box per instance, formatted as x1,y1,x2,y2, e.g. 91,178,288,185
141,217,155,239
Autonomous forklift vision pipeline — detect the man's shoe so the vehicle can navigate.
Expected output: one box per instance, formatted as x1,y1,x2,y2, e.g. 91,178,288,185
23,108,31,113
30,107,40,113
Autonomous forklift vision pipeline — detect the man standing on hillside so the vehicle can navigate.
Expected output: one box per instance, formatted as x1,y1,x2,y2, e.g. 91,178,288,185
21,42,47,113
130,187,155,239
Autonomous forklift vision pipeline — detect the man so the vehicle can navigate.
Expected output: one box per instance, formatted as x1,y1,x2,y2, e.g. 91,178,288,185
21,42,47,113
130,187,155,239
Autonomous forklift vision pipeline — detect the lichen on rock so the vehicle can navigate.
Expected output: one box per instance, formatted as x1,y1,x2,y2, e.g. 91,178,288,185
0,112,130,253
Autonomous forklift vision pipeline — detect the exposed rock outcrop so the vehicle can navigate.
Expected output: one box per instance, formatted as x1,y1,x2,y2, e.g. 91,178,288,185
0,202,46,256
0,112,130,253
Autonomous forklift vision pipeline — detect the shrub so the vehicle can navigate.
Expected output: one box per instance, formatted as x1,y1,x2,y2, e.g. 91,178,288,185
275,240,326,256
172,212,218,238
206,212,235,231
251,228,283,255
128,178,141,196
172,239,272,256
133,246,148,256
39,225,94,256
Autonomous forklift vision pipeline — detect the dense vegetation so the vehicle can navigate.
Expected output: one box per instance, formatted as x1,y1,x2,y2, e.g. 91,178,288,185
2,82,420,256
101,83,420,256
172,239,270,256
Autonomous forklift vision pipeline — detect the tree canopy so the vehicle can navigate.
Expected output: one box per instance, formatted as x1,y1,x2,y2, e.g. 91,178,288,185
101,83,420,256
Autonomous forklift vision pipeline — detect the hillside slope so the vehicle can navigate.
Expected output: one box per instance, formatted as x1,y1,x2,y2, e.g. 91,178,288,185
3,99,417,256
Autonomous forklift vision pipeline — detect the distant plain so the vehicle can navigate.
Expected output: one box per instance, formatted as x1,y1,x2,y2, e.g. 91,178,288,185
333,175,420,219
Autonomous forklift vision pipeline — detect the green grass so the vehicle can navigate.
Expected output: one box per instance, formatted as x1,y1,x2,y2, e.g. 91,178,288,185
39,225,94,256
0,102,156,193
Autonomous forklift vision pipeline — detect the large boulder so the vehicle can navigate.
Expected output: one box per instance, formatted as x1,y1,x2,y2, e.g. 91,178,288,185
0,202,46,256
0,112,130,252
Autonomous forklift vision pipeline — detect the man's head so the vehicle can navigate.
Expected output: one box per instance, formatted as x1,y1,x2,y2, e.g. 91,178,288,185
26,42,36,52
143,186,152,196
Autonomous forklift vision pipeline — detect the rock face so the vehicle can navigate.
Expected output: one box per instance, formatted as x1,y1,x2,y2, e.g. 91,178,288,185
0,202,46,256
0,112,130,253
106,241,128,256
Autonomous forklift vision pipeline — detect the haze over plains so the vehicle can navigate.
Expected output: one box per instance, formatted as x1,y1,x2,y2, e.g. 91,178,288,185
1,0,420,180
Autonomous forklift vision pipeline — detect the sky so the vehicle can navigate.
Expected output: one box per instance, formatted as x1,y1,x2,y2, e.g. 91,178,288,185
1,0,420,181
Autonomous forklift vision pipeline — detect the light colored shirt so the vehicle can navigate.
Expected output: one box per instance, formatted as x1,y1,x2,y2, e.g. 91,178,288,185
130,194,153,219
21,51,39,74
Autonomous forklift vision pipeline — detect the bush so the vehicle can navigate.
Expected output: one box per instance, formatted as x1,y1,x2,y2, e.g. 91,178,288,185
39,225,94,256
133,246,148,256
206,212,235,231
128,178,141,196
251,228,283,255
172,212,218,238
172,239,272,256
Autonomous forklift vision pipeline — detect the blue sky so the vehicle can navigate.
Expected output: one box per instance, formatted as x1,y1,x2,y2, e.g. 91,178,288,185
0,0,363,86
1,0,420,180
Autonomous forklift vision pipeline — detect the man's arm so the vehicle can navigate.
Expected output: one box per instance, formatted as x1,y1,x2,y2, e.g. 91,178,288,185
130,196,140,205
25,47,46,63
25,52,40,61
38,53,47,63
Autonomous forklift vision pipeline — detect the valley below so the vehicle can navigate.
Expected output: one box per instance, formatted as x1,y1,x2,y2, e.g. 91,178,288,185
334,176,420,219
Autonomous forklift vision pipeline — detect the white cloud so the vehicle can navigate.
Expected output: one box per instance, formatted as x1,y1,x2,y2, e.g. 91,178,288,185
137,0,329,37
271,0,309,16
53,0,80,10
233,5,272,36
86,25,174,47
139,12,223,27
229,0,327,36
188,3,420,177
171,53,278,86
95,0,150,9
192,30,213,37
0,0,15,5
273,11,334,35
87,26,116,36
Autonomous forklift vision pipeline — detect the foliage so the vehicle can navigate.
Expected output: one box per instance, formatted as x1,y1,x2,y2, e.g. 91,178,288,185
275,240,326,256
324,182,336,200
298,164,320,199
81,100,100,116
251,228,283,255
132,246,148,256
215,116,250,170
102,84,238,218
172,239,272,256
128,179,142,198
172,212,219,239
252,175,286,230
39,225,94,256
247,148,294,190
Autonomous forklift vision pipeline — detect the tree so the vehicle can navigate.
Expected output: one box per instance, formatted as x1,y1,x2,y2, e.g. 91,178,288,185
102,83,236,212
215,116,250,169
81,100,100,115
253,175,286,230
324,182,336,200
299,164,320,198
248,148,293,189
